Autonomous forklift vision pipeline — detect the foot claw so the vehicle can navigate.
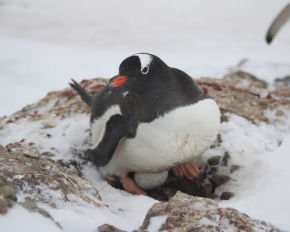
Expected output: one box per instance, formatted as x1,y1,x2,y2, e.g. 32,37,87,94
171,162,200,180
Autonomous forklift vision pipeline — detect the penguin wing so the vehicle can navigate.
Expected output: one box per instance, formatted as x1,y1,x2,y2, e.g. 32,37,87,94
88,114,131,167
266,3,290,44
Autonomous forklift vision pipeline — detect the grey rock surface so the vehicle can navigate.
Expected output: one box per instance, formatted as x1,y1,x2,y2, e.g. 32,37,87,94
0,145,101,207
140,191,286,232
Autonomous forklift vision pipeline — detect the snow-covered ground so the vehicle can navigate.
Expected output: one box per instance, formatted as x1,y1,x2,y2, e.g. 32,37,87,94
1,0,290,231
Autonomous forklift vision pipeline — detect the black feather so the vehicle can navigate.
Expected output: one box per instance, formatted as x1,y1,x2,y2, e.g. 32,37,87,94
69,79,92,107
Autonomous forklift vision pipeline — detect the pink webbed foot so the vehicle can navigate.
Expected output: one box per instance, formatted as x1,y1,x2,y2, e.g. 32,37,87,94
119,176,148,196
171,162,200,180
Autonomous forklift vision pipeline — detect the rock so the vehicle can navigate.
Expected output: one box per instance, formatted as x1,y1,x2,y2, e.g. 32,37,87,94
196,76,290,123
0,180,61,228
217,133,222,143
210,175,231,188
0,191,13,214
18,78,108,117
0,185,17,202
270,86,290,98
106,175,122,189
98,224,126,232
41,151,55,157
220,109,229,122
208,167,218,175
230,165,241,173
198,183,213,197
222,152,230,166
140,191,284,231
220,192,234,200
208,156,221,165
275,76,290,87
0,145,101,207
21,201,50,218
157,187,178,199
224,71,268,88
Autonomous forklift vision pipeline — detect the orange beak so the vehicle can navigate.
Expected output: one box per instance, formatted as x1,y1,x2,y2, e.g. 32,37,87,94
110,76,129,87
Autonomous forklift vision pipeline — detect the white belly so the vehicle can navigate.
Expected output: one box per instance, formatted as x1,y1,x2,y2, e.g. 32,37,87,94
93,99,220,177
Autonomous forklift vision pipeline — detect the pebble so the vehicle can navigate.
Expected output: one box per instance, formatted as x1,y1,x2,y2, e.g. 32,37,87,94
199,183,213,197
210,175,230,188
208,167,218,175
217,134,222,143
222,152,230,166
230,165,240,173
208,156,221,165
220,192,234,200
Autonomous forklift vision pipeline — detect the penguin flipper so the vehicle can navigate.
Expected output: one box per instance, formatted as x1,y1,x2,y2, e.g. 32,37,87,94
88,114,131,167
69,79,92,107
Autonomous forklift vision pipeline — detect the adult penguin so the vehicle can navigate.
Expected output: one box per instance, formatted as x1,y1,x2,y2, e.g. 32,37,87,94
70,53,220,195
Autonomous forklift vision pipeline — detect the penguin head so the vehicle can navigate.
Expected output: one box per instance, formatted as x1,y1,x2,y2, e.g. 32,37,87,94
109,53,171,93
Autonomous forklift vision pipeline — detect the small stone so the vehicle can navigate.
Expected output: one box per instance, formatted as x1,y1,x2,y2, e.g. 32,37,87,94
230,165,241,173
21,201,51,218
147,193,168,202
0,180,6,187
106,176,122,189
210,175,230,188
208,167,218,175
199,183,213,197
0,185,17,202
275,75,290,87
208,156,221,165
220,192,234,200
222,152,230,166
217,134,222,143
157,187,177,199
224,71,268,88
98,224,126,232
0,198,12,214
220,113,229,123
41,152,54,157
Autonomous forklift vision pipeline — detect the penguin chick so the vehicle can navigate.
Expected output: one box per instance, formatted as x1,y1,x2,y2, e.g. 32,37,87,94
70,53,220,195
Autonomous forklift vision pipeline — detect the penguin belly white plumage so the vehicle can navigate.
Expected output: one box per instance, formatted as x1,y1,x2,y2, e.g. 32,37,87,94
92,98,220,178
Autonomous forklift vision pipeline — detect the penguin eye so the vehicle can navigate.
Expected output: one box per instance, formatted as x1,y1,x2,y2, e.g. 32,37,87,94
141,67,149,74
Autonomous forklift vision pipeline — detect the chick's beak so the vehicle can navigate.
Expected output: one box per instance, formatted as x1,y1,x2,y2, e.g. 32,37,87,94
110,76,129,87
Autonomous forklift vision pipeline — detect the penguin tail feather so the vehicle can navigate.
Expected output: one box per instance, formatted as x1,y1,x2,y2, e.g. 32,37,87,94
69,79,92,107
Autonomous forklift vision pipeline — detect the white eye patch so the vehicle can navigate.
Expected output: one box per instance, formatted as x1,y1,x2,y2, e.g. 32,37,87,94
134,53,152,74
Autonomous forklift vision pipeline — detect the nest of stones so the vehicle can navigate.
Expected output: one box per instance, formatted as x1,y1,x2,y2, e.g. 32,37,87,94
107,148,238,201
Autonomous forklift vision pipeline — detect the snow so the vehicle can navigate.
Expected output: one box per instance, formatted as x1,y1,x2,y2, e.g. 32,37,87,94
147,216,168,232
1,0,290,231
0,205,62,232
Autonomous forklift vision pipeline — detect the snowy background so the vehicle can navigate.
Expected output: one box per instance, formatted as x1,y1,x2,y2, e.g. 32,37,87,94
1,0,290,231
0,0,290,117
